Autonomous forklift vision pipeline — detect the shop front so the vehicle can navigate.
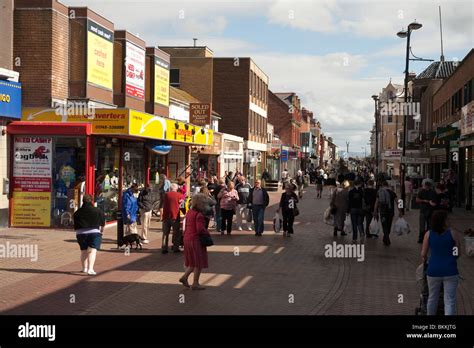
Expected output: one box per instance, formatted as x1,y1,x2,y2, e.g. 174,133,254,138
7,108,213,228
244,140,266,185
221,134,244,179
460,101,474,209
190,132,221,186
266,143,281,181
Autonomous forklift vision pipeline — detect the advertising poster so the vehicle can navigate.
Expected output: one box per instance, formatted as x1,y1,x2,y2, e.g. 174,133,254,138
12,136,53,227
87,20,114,90
125,42,146,99
189,103,211,126
154,57,169,106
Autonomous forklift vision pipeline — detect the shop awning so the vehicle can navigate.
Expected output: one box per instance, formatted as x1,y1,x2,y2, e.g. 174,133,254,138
21,107,213,146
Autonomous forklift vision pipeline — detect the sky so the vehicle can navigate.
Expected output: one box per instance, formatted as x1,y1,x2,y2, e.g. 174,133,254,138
63,0,473,152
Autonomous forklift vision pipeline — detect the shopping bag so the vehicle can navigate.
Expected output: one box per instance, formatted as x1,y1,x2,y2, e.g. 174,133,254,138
124,222,138,236
369,218,381,236
246,208,253,223
394,217,410,236
273,212,282,233
324,207,333,225
343,215,352,234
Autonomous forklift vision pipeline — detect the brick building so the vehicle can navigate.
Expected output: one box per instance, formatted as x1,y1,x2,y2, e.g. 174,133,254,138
159,46,269,183
431,49,474,209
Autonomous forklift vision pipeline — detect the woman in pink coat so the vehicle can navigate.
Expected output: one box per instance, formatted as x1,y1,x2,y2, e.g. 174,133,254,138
217,181,239,235
179,193,213,290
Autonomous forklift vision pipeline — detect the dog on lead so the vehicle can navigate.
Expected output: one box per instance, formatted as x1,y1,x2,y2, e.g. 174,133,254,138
119,233,143,251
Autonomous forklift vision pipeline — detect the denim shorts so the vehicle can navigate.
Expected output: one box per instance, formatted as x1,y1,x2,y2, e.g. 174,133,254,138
76,233,102,250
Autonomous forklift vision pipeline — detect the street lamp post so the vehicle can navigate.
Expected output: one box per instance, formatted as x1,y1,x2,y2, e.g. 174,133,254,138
396,21,422,213
371,95,379,174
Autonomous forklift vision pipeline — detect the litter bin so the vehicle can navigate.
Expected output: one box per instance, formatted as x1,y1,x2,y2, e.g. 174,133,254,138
116,211,124,248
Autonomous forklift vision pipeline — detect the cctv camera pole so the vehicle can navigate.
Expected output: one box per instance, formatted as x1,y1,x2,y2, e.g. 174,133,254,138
400,29,411,215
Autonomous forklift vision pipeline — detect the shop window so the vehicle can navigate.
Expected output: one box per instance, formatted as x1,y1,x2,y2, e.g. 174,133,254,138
123,141,146,190
170,69,180,87
95,137,120,222
52,137,86,228
150,152,167,191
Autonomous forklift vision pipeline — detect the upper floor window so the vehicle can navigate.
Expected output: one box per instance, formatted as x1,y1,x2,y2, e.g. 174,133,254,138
170,69,180,87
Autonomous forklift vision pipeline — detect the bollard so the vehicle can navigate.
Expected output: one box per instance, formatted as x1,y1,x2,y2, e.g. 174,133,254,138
116,211,124,248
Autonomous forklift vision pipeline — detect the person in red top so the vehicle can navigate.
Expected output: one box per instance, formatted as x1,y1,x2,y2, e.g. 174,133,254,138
162,183,182,254
179,193,213,290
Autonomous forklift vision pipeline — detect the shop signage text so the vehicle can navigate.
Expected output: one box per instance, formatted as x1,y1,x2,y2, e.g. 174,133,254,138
87,20,114,90
154,57,170,107
190,103,211,126
125,42,145,99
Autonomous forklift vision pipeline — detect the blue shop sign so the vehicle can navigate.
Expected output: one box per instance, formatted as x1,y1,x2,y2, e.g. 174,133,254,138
281,150,288,162
0,80,22,119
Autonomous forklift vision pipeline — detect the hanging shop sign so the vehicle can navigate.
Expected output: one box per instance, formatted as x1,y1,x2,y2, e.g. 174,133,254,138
436,125,460,141
87,20,114,90
383,150,402,158
460,102,474,137
125,42,146,99
189,103,212,126
11,136,52,227
281,149,288,162
0,80,22,119
22,108,213,146
154,57,170,107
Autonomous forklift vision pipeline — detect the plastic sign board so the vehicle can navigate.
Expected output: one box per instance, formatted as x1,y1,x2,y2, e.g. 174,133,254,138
87,20,114,90
0,80,22,119
125,42,146,99
154,57,170,106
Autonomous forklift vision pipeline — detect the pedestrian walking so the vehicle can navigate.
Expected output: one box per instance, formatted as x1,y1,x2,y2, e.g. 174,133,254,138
74,194,105,276
281,168,289,185
235,176,252,231
315,175,324,198
123,183,140,236
296,170,304,198
277,183,299,237
421,210,461,315
363,179,378,238
162,183,183,253
225,171,233,186
405,176,413,211
177,176,187,216
433,183,450,211
248,179,270,236
179,194,213,290
348,178,365,243
217,181,239,235
261,168,271,188
137,185,154,244
331,180,350,237
416,180,437,243
158,174,171,221
374,181,400,246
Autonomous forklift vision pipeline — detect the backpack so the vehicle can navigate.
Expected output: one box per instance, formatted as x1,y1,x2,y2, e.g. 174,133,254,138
378,188,393,214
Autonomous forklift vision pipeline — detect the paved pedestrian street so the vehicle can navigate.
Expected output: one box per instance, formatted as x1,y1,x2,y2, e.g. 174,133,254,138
1,186,472,315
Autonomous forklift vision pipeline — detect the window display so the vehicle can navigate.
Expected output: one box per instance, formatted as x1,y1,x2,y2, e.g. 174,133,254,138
123,141,145,190
95,137,120,222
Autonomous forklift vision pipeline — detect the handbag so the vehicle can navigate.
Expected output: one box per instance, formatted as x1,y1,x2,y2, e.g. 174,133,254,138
200,234,214,247
293,206,300,217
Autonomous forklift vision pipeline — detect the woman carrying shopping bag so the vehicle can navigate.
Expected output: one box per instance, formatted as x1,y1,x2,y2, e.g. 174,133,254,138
277,183,299,237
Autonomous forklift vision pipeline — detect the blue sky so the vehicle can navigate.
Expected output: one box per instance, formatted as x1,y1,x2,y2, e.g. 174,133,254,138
63,0,473,152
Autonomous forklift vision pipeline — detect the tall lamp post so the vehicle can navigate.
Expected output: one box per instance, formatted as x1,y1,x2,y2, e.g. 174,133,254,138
396,21,422,213
371,94,379,174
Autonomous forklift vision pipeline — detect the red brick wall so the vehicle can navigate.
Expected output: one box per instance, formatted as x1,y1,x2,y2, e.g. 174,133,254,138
14,3,69,107
268,91,293,145
212,58,250,140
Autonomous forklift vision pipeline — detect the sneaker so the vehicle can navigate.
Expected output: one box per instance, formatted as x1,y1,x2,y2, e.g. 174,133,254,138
238,226,243,231
87,270,96,276
248,226,253,231
142,239,149,244
82,268,88,273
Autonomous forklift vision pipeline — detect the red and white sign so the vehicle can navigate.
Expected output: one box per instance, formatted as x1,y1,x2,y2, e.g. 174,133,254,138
125,42,145,99
13,136,52,192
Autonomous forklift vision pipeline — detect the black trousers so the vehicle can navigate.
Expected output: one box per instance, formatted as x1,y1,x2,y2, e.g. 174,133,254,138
380,214,393,244
162,216,181,250
282,211,295,234
364,210,373,235
221,209,234,234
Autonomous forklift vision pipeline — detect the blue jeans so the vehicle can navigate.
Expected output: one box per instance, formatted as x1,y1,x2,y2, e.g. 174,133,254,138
350,208,365,241
252,205,265,235
427,275,458,315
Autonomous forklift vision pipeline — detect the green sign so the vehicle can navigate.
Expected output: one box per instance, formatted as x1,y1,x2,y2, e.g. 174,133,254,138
436,126,460,141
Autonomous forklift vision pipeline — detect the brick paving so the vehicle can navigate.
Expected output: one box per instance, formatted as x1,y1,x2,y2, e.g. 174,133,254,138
0,186,472,315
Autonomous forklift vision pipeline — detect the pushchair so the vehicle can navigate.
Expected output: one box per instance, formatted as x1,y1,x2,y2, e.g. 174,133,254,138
415,263,444,315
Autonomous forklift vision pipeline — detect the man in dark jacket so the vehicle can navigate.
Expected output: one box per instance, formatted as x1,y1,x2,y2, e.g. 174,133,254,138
248,179,270,236
348,178,365,243
235,177,253,231
138,185,155,244
74,194,105,276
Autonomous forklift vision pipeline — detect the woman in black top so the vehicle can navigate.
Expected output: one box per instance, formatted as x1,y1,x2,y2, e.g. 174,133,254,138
363,180,378,238
277,183,299,237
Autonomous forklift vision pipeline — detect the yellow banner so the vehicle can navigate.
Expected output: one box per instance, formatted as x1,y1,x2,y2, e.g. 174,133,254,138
129,109,166,139
21,108,129,134
87,21,113,90
154,63,169,107
21,108,213,146
12,191,51,227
